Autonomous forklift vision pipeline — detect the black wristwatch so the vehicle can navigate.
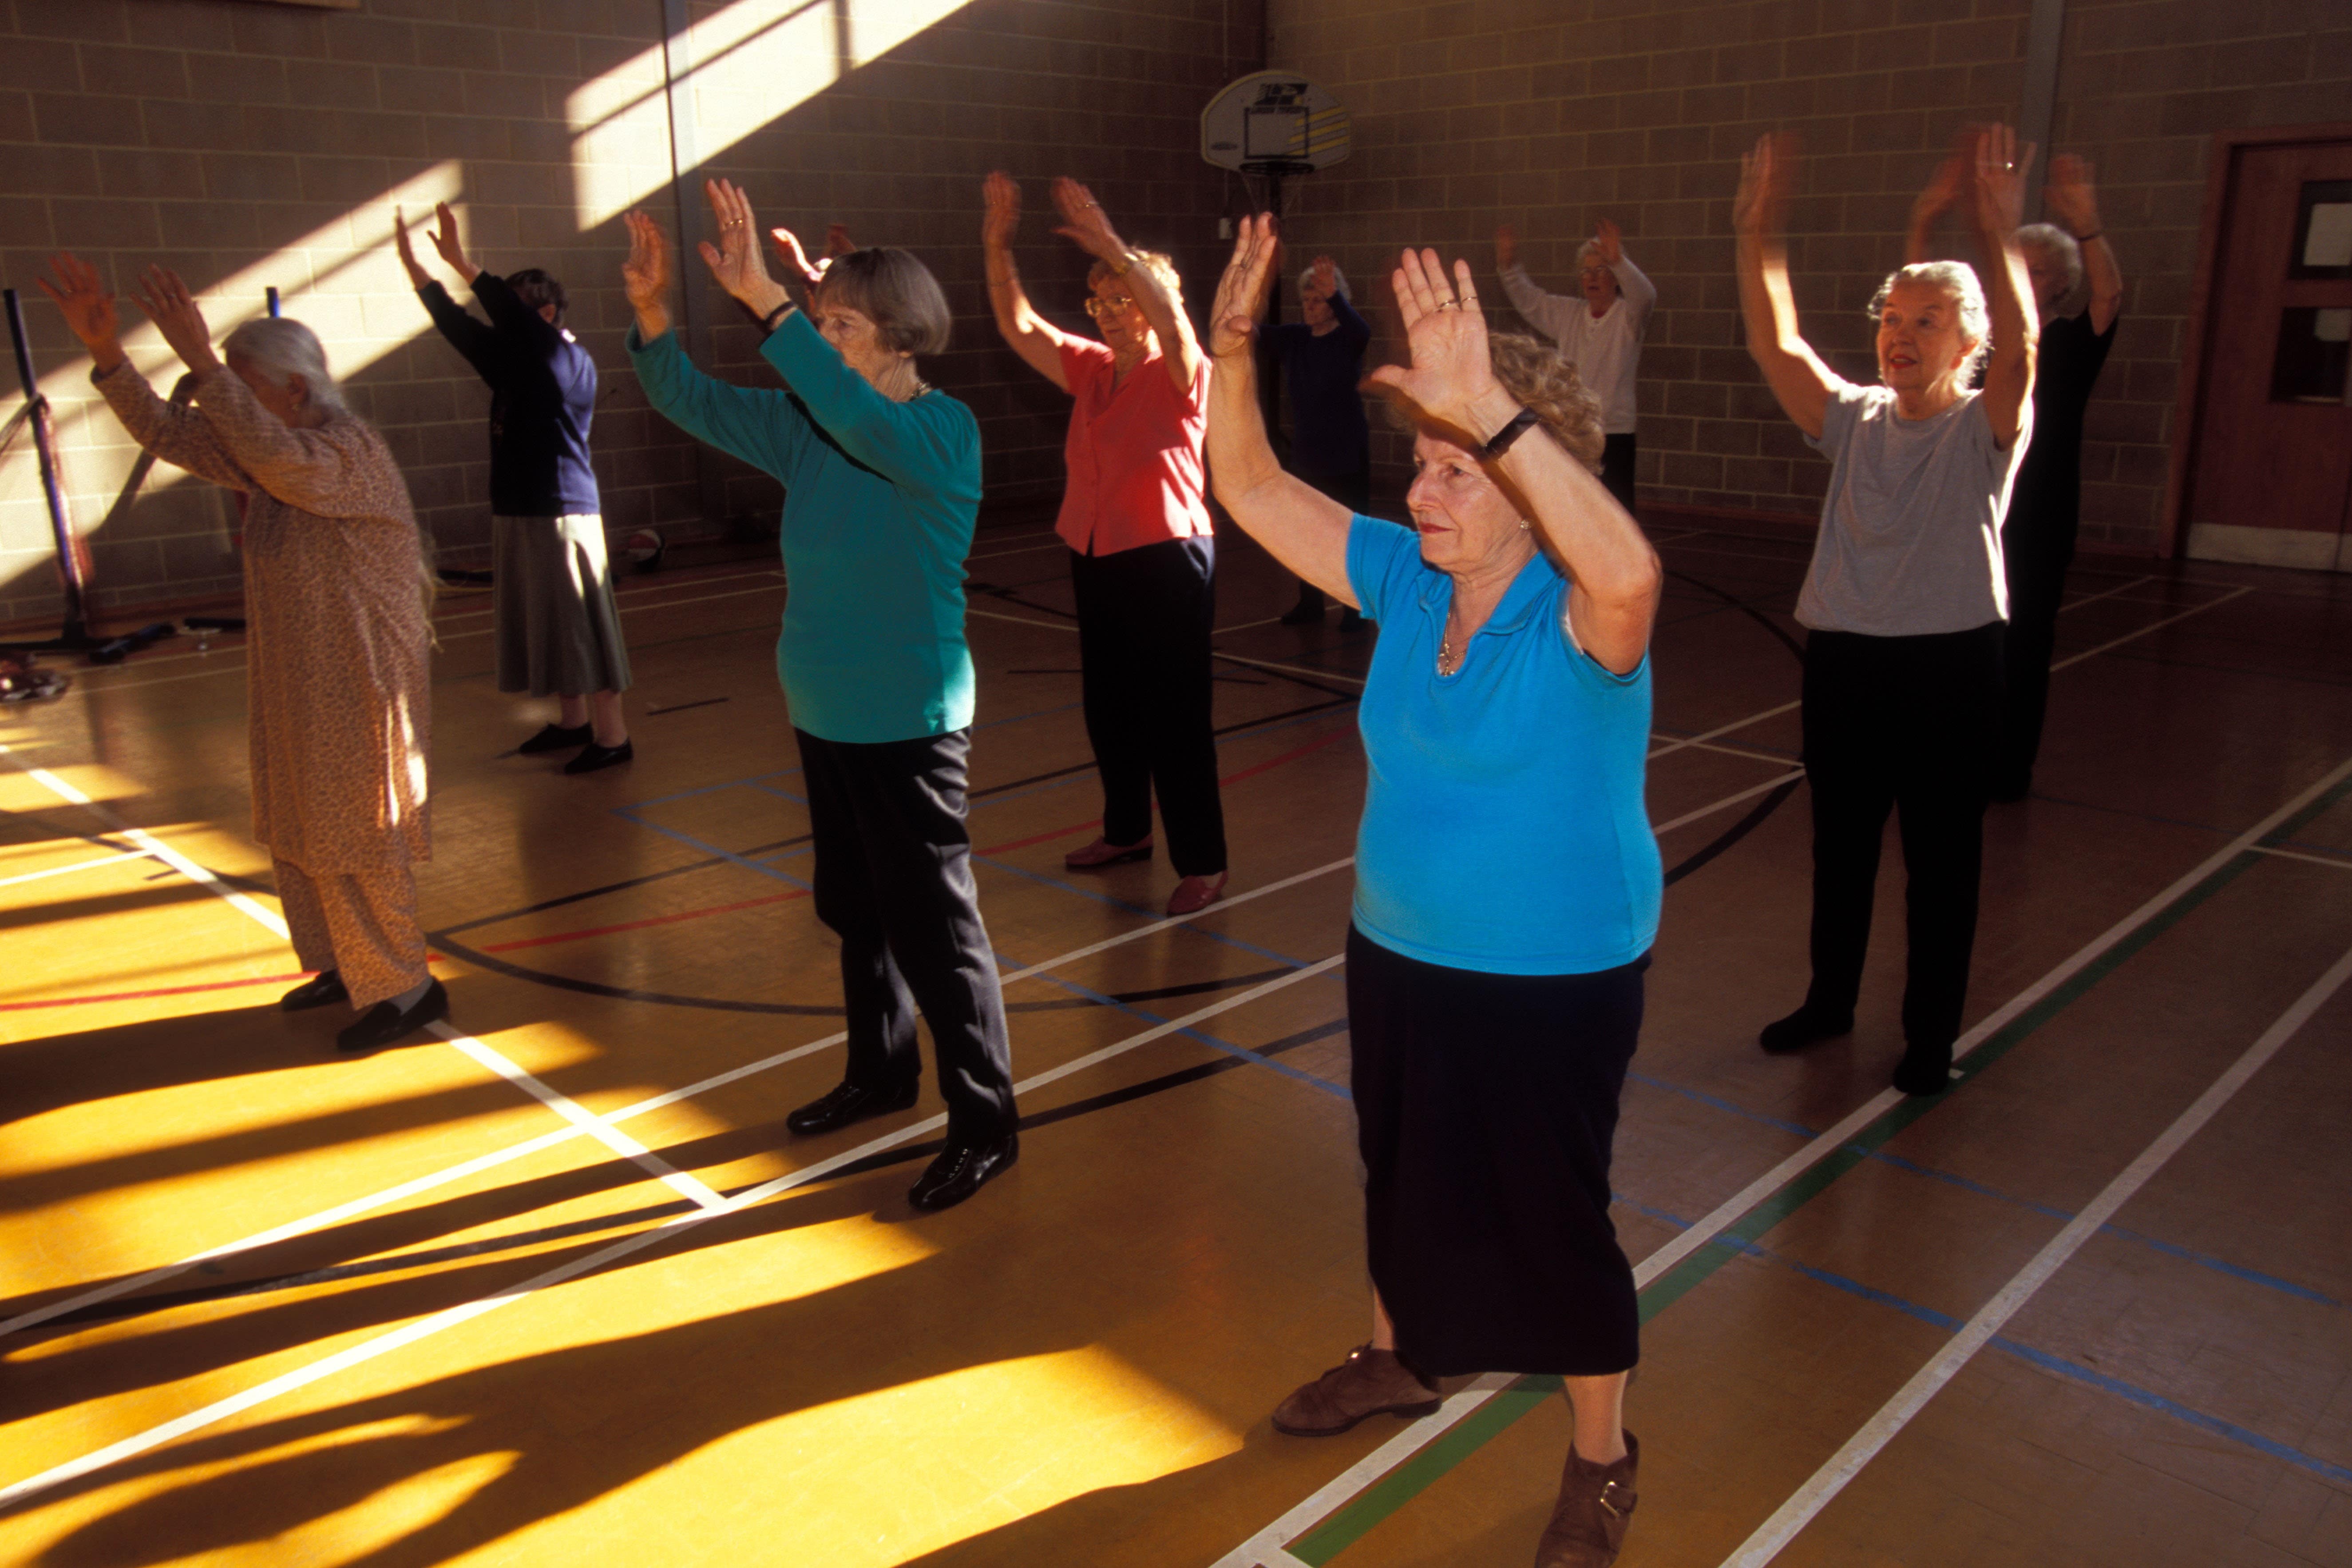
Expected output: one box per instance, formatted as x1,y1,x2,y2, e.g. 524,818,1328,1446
1478,406,1541,462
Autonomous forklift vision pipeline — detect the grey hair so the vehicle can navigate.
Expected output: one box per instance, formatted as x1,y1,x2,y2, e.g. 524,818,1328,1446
815,247,952,357
221,317,347,414
2015,222,2087,309
1866,260,1991,382
1299,262,1348,300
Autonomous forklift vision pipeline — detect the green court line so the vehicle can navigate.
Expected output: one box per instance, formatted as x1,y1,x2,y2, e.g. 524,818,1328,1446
1287,774,2352,1560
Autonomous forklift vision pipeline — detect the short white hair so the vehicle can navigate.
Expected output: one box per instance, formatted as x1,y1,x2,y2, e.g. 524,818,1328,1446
2015,222,2087,302
1300,262,1348,300
221,317,347,413
1867,261,1991,381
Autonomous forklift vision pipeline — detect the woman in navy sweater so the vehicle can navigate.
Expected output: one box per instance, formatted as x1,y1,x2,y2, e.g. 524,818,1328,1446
1258,255,1372,628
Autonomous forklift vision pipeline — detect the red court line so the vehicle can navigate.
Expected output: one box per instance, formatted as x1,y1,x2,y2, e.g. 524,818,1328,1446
468,722,1357,952
474,890,812,953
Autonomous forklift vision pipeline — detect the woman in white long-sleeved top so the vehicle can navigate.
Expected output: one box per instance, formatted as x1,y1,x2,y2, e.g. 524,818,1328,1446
1494,219,1656,515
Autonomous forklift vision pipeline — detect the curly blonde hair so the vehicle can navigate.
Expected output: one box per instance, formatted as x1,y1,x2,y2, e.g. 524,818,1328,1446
1382,332,1605,475
1087,248,1183,302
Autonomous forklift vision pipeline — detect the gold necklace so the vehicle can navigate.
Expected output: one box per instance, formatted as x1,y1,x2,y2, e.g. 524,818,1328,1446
1437,624,1464,677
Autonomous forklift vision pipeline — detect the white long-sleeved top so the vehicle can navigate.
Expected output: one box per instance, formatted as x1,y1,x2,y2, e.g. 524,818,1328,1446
1497,254,1656,436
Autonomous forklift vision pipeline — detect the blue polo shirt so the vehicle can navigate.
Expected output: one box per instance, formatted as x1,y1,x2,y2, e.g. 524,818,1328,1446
1347,515,1661,975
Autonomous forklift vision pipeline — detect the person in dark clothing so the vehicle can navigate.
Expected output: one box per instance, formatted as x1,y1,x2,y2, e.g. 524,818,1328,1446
1910,154,2124,800
1259,255,1372,629
398,203,634,774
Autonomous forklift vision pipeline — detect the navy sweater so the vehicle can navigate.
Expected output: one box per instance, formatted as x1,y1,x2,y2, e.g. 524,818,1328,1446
1258,291,1373,479
420,273,601,517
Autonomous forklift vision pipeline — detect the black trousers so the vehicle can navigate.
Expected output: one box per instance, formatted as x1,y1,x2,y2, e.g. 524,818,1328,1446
1599,432,1638,516
1289,466,1371,612
796,726,1018,1144
1069,537,1229,877
1799,623,2004,1050
1996,509,2077,797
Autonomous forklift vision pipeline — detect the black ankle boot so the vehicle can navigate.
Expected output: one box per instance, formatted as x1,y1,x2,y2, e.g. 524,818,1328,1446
1893,1038,1956,1096
1759,1002,1853,1054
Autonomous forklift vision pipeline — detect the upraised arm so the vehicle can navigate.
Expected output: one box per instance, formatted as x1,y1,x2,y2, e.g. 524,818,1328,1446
1204,217,1356,605
2045,152,2122,334
1601,223,1657,320
1968,124,2039,449
1369,249,1660,675
982,172,1071,391
1053,177,1200,397
1734,133,1838,440
1493,229,1580,347
1905,130,1974,265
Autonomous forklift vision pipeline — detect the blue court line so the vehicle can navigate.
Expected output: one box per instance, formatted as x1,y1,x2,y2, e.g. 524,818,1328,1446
1623,1072,2342,1311
610,812,814,889
994,952,1353,1101
1617,1199,2352,1489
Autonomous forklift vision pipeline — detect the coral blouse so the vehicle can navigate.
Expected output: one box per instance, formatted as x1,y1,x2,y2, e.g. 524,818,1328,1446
1053,338,1213,556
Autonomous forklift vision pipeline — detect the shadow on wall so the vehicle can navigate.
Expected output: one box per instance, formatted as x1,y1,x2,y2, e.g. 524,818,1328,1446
0,0,1248,633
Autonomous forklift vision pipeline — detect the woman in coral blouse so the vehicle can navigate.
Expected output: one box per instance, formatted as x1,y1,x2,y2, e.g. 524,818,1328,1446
982,173,1229,916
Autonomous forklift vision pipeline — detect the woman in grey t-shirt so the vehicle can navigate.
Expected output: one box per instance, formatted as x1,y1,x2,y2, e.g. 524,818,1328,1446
1733,126,2038,1096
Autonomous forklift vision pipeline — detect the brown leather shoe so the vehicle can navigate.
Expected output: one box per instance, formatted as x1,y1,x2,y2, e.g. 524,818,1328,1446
1165,871,1227,916
1534,1430,1638,1567
1271,1345,1441,1436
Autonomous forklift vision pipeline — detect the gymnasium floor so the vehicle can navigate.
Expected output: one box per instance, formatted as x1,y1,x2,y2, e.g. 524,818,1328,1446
3,517,2349,1568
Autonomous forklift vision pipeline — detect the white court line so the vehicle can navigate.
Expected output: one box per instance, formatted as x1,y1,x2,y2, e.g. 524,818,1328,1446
0,957,1343,1512
2049,585,2253,672
1654,770,1805,835
1718,938,2352,1567
436,581,789,642
1214,748,2352,1567
0,848,158,888
0,854,1361,1338
0,745,288,939
1646,579,2253,763
1213,651,1366,688
1212,615,1288,635
967,606,1080,632
425,1022,727,1212
429,565,786,624
2254,844,2352,872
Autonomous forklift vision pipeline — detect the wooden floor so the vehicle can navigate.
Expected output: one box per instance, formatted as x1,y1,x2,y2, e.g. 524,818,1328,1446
3,519,2349,1568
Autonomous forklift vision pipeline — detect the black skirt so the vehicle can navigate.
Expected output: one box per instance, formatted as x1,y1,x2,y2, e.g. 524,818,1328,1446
1348,926,1647,1379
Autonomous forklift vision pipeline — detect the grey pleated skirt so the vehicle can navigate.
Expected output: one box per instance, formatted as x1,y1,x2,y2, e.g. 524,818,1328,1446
492,514,633,697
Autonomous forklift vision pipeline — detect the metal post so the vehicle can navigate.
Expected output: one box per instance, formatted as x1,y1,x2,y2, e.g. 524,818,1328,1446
265,286,281,317
4,287,90,641
2019,0,2067,216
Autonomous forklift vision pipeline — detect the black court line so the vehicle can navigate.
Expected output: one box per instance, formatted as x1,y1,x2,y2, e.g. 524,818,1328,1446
646,697,731,716
26,1016,1354,1332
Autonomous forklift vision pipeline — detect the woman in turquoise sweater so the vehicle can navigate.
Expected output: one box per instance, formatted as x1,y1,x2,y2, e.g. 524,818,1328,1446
621,180,1018,1212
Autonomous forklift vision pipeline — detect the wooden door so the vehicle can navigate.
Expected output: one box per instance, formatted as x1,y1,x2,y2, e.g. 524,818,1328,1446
2186,137,2352,571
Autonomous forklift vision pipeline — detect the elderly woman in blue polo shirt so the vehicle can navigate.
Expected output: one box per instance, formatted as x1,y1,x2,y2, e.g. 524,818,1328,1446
620,180,1019,1213
1207,218,1663,1568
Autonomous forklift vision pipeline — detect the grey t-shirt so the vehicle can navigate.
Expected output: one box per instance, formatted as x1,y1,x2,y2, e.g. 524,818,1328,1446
1796,382,2031,637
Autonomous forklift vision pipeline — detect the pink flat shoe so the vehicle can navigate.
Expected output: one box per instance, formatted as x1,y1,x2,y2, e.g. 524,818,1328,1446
1065,836,1152,870
1165,872,1228,916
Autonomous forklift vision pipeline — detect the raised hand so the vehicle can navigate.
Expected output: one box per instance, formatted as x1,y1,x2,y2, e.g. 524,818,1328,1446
769,224,825,287
696,178,786,315
1594,218,1623,266
982,170,1022,249
1494,222,1519,272
35,252,123,363
1208,214,1279,360
2043,152,2101,239
1306,253,1338,301
393,208,432,288
429,201,475,280
1734,131,1800,241
1365,247,1503,436
622,210,674,320
824,222,855,260
1912,126,1977,225
1971,122,2035,238
133,265,220,374
1050,177,1125,263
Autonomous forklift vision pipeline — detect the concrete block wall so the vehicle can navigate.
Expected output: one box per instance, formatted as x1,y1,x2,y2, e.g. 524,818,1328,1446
0,0,1260,630
1265,0,2352,553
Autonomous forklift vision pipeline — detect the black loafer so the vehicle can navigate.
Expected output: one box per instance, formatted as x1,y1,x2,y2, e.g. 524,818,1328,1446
563,739,634,775
909,1132,1018,1212
281,970,348,1011
519,722,592,754
1758,1004,1854,1055
786,1077,919,1136
336,979,450,1054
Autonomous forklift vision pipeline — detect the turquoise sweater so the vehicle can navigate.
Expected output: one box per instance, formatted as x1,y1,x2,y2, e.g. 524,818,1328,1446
628,315,981,743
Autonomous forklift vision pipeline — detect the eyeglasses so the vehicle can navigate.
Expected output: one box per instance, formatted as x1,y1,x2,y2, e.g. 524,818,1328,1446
1083,294,1138,320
